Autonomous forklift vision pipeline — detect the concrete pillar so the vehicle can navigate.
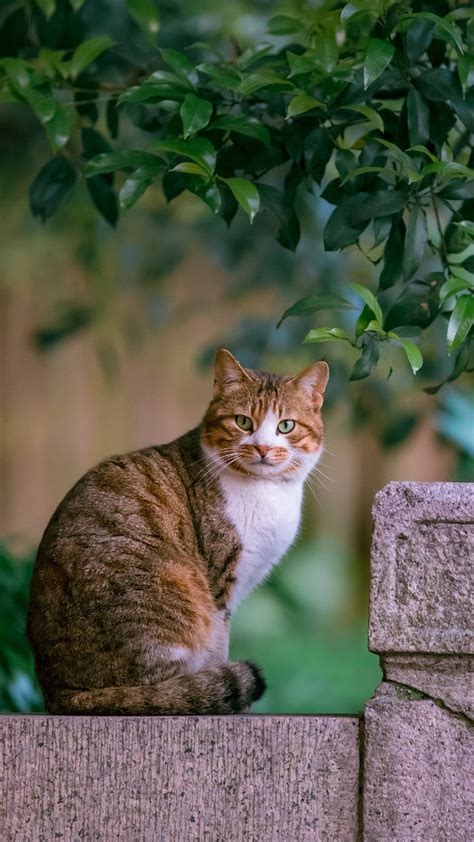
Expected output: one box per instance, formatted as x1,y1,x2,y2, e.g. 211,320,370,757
364,482,473,841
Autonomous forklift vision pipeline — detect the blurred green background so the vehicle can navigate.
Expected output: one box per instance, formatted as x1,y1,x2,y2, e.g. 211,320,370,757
1,0,473,715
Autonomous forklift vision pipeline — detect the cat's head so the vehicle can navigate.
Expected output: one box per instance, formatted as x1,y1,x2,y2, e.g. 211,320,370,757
201,349,329,480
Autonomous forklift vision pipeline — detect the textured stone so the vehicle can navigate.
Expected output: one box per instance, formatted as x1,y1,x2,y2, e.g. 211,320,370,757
369,481,473,654
382,653,474,719
0,714,360,842
363,683,474,842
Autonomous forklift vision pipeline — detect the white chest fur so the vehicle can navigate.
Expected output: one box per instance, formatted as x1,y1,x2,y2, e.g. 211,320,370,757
219,473,304,610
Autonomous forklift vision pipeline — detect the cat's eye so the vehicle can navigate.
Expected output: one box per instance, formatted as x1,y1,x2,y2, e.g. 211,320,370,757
235,415,253,432
277,419,295,434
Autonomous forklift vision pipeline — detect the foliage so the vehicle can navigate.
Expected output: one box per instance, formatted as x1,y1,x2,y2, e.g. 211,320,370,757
0,544,42,712
1,0,473,389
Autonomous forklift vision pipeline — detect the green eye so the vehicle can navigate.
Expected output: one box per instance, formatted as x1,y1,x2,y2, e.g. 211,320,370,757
277,419,295,434
235,415,253,432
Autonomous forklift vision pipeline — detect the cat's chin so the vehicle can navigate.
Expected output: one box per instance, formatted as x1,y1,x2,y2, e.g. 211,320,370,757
231,460,294,480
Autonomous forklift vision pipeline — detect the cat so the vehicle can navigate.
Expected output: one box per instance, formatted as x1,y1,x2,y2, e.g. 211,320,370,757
27,349,329,715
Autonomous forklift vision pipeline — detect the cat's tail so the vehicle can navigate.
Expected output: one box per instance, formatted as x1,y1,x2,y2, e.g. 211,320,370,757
46,660,266,715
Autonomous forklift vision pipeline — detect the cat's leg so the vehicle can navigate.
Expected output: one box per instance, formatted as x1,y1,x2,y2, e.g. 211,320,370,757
46,559,264,715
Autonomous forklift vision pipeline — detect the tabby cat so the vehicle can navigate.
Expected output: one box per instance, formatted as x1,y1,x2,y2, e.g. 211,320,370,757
28,349,329,715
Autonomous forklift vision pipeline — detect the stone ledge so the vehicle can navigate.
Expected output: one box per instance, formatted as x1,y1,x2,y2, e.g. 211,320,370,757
369,481,473,654
0,715,360,842
363,683,473,842
381,653,474,719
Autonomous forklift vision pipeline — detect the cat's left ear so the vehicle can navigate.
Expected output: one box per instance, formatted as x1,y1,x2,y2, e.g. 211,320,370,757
291,361,329,405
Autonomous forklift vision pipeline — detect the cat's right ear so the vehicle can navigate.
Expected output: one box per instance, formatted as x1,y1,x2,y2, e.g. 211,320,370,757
213,349,251,393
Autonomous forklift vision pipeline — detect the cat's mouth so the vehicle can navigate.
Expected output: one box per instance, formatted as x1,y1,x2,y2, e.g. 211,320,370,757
233,458,292,478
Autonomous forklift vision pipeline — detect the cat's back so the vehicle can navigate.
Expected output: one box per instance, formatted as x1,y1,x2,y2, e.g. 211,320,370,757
37,438,194,553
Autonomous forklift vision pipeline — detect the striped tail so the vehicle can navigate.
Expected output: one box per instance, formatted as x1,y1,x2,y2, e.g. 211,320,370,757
46,661,266,715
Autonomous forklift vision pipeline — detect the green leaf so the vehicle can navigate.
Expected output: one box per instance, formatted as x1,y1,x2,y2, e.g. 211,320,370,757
421,161,474,180
363,39,395,89
416,68,462,103
397,12,464,54
384,275,443,331
197,63,242,91
324,186,409,251
287,93,325,119
35,0,56,18
171,161,209,176
70,37,114,80
458,54,474,95
380,217,405,290
324,195,368,251
86,177,118,227
350,282,383,327
405,18,435,63
239,70,292,96
126,0,160,41
180,94,212,139
267,15,305,35
341,166,387,185
340,104,384,133
440,277,471,305
303,327,352,343
209,115,270,146
44,104,71,151
341,1,377,24
450,265,474,284
304,127,333,184
277,295,355,328
26,89,57,124
222,178,260,223
403,205,428,280
117,83,186,105
349,338,380,381
191,180,221,215
317,37,339,73
160,49,198,86
375,139,422,182
406,88,430,146
355,305,374,337
119,168,154,211
29,157,76,222
2,58,31,96
149,138,216,175
438,180,474,201
446,295,474,353
388,333,423,374
85,151,164,176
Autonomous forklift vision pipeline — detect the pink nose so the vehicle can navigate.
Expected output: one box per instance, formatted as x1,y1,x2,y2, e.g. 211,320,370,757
255,445,271,458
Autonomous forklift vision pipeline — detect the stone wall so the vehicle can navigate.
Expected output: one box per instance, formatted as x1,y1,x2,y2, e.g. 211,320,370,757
0,482,472,841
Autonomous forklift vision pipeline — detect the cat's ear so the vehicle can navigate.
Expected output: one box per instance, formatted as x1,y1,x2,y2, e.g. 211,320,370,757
213,349,252,393
291,361,329,404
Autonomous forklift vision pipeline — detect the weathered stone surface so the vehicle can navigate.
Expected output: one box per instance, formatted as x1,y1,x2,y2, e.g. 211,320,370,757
363,683,474,842
382,653,474,719
369,481,473,654
0,714,360,842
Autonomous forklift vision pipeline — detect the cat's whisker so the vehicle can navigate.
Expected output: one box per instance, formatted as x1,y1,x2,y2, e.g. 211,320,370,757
312,465,335,484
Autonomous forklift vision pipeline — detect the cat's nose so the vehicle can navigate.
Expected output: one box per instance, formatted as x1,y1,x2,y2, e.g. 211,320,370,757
255,445,271,459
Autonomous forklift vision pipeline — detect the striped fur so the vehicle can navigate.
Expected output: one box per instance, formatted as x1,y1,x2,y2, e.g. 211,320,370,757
28,350,328,715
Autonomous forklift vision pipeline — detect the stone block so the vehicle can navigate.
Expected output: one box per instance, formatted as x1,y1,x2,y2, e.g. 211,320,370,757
369,481,473,655
363,684,474,842
0,714,360,842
